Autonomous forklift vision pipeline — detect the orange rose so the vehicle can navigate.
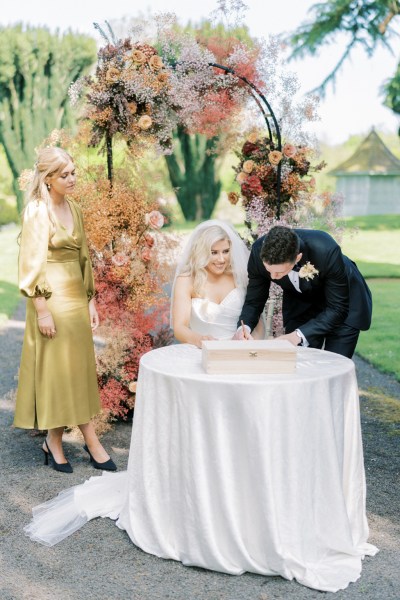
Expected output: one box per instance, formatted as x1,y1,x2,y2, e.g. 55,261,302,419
106,67,120,83
282,143,296,158
131,50,146,64
145,210,164,229
247,132,259,144
268,150,283,166
242,160,255,174
157,72,169,83
149,55,164,70
128,101,137,114
138,115,152,130
236,171,248,185
228,192,240,205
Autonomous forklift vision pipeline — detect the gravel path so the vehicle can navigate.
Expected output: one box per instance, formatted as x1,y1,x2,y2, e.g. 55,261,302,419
1,302,399,600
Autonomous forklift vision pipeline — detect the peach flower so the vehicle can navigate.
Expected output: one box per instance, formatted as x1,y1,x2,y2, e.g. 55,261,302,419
105,67,120,83
145,210,165,229
242,160,255,174
309,177,316,189
157,72,169,84
268,150,283,166
131,50,147,64
282,143,296,158
247,132,259,144
138,115,152,130
128,381,137,393
236,172,248,185
149,55,164,70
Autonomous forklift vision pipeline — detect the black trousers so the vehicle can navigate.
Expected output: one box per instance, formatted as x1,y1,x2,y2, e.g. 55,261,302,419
286,320,360,359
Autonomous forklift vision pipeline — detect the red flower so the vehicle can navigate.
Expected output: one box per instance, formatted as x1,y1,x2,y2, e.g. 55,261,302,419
241,174,263,198
242,141,259,156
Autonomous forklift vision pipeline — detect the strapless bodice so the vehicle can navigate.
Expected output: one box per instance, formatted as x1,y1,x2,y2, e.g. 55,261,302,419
189,287,245,340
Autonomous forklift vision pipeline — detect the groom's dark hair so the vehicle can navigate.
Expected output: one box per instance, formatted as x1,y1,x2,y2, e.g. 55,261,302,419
260,226,300,265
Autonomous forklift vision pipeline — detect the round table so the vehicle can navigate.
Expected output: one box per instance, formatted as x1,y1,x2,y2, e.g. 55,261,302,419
116,344,378,592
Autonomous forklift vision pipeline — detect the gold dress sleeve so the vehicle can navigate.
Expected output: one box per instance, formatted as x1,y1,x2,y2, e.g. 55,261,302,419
19,200,52,299
75,203,95,301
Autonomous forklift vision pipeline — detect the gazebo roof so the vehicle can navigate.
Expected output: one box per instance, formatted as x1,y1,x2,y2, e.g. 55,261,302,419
329,129,400,176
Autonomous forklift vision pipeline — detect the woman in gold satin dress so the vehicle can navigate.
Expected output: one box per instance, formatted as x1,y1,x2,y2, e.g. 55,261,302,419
14,147,116,474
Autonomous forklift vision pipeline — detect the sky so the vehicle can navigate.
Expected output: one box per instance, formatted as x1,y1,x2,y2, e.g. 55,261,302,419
2,0,399,144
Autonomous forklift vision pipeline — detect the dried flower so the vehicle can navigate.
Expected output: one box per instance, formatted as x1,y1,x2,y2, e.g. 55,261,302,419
298,262,319,281
145,210,164,229
242,160,255,174
268,151,283,166
18,169,34,191
228,191,240,205
138,115,152,130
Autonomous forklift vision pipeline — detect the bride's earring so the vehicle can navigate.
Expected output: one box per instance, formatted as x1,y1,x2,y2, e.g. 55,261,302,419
46,183,51,190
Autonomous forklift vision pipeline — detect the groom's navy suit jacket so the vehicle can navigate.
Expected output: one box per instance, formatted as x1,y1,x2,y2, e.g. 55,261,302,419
239,229,372,348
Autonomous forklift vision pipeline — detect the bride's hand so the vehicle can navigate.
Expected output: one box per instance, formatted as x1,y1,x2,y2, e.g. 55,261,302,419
195,335,216,349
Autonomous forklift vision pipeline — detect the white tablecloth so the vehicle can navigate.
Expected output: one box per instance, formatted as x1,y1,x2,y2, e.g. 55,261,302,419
116,344,377,592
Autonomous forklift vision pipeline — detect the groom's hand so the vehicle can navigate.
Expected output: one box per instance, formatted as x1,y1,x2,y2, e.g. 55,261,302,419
275,331,302,346
232,325,253,340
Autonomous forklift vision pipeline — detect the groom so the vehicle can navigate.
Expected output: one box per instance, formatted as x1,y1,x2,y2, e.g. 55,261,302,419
236,226,372,358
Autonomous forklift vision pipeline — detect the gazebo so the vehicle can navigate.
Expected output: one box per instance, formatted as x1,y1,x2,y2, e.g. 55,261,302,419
329,129,400,216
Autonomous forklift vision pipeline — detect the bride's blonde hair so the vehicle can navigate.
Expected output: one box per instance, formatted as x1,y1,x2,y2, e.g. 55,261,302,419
24,147,74,238
180,225,232,297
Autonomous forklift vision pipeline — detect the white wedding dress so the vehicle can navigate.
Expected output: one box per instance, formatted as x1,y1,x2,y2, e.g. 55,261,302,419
24,292,244,546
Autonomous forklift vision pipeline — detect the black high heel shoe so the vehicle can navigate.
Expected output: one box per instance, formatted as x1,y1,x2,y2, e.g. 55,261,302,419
83,444,117,471
42,439,73,474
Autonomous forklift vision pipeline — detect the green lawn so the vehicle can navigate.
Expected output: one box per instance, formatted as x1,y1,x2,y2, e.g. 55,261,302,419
0,224,20,325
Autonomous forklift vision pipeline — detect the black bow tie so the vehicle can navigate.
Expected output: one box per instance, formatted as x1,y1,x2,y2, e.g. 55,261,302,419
292,263,301,273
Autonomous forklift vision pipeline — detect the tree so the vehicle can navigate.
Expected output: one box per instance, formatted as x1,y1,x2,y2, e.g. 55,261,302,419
165,127,222,220
288,0,400,108
0,25,96,211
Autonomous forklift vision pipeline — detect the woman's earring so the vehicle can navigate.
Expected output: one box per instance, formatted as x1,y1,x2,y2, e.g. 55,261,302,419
46,183,51,190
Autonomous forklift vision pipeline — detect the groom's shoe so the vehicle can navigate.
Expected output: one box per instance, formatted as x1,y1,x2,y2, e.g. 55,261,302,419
83,444,117,472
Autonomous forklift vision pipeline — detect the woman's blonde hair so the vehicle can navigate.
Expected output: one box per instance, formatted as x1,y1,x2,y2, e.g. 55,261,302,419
180,225,232,296
24,147,74,237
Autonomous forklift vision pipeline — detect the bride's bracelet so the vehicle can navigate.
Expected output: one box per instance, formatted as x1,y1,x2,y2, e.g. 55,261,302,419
37,313,51,321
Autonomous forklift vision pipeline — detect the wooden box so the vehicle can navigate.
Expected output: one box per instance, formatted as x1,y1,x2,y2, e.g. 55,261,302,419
202,340,296,374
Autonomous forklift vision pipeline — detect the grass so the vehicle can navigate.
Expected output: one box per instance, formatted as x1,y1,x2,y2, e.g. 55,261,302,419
357,279,400,381
0,224,19,325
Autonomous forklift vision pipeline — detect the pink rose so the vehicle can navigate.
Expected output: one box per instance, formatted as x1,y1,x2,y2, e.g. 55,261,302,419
112,252,129,266
282,143,296,158
141,247,152,262
144,232,155,247
145,210,164,230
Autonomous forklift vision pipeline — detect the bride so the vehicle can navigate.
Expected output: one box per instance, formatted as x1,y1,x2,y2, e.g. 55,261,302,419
24,219,260,546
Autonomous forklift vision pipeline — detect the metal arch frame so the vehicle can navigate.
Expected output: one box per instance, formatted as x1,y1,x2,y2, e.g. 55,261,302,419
208,62,283,219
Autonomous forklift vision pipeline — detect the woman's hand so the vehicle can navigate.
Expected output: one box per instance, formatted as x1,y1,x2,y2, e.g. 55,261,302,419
89,298,99,331
37,313,56,339
194,335,216,349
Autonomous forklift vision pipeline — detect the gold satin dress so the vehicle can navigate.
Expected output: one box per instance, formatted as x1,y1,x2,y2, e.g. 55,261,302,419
14,199,101,430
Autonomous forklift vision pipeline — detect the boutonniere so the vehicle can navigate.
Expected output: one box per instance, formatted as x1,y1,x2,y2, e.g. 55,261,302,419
298,262,319,281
